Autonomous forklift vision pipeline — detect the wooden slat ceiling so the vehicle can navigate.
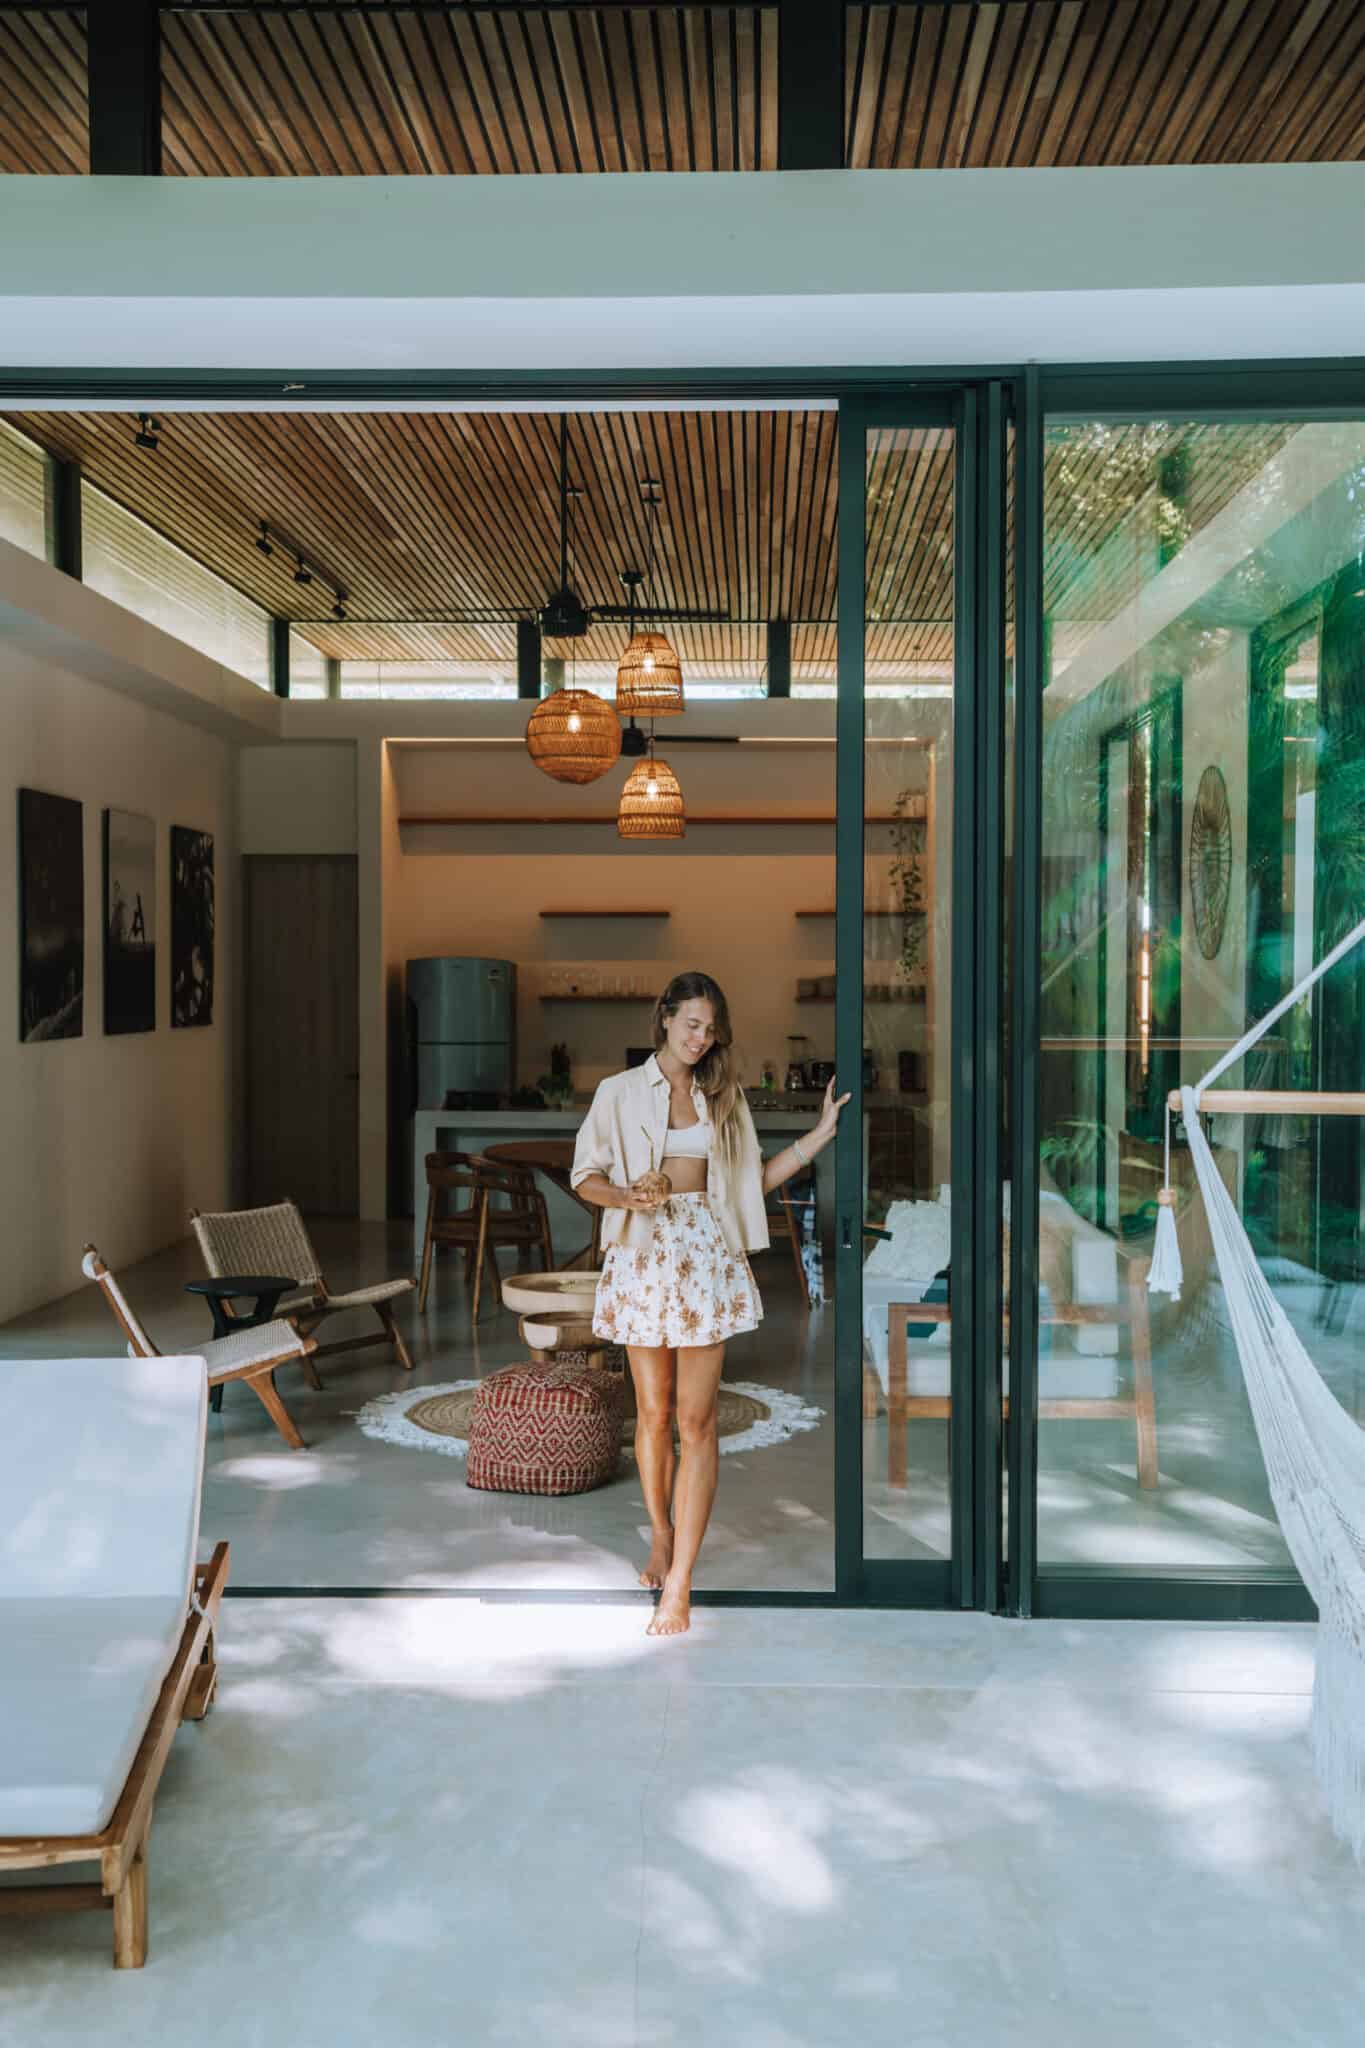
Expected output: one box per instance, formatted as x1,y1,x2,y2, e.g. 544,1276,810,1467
2,4,1362,179
5,407,840,663
3,405,1294,672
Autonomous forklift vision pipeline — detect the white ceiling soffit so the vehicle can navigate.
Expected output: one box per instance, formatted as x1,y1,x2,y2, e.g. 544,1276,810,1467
3,166,1365,385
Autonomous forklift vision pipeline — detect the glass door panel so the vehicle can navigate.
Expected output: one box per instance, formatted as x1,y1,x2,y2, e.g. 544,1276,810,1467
860,425,956,1563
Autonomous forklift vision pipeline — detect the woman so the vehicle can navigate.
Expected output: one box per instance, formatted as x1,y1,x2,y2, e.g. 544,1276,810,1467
571,971,848,1638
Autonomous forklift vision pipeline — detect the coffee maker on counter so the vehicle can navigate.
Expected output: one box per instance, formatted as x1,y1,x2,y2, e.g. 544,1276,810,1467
785,1036,810,1091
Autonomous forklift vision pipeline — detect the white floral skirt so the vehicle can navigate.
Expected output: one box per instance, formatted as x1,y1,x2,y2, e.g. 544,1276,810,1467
592,1193,763,1349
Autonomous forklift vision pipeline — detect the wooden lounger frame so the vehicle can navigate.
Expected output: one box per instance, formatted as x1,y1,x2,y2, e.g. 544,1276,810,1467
0,1542,229,1969
866,1258,1157,1493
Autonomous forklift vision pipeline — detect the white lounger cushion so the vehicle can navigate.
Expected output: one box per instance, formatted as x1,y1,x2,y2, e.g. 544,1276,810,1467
0,1356,208,1837
0,1597,187,1835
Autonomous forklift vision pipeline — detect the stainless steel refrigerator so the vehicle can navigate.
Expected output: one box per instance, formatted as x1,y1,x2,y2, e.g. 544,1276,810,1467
406,957,516,1108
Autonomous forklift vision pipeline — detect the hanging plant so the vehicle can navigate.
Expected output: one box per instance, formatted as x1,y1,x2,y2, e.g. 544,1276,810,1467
889,788,926,980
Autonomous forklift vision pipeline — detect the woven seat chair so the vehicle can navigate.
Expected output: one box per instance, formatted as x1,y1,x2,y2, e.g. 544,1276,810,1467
82,1245,318,1451
189,1200,415,1375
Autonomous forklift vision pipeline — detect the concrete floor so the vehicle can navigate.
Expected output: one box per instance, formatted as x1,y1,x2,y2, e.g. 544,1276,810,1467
3,1603,1363,2046
1,1217,1316,1589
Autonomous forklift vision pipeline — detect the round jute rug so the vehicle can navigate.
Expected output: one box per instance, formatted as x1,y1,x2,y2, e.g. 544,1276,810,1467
356,1377,824,1461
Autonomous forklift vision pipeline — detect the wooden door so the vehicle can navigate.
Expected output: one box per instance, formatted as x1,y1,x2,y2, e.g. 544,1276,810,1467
245,855,358,1215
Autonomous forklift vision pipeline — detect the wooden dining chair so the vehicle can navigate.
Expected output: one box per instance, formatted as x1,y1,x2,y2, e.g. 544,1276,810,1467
417,1154,555,1320
766,1168,817,1311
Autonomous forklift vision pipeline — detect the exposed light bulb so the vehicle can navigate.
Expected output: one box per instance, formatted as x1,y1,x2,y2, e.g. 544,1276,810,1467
646,776,658,798
642,651,656,673
567,710,581,734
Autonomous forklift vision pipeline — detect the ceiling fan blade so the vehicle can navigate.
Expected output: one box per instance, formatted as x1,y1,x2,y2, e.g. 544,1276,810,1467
589,605,732,624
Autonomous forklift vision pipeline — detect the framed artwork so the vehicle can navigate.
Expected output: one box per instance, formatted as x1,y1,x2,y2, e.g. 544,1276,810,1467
103,808,156,1035
170,825,214,1029
18,788,84,1043
1189,764,1233,961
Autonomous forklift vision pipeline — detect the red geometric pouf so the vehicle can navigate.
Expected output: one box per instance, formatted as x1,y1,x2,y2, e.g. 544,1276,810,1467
466,1359,625,1496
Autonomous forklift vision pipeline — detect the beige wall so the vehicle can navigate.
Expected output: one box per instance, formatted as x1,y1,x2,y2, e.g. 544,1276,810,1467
0,642,238,1322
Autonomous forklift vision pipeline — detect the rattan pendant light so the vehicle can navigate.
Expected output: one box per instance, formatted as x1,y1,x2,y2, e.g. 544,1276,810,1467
526,683,621,784
525,464,621,784
617,739,685,839
616,485,684,719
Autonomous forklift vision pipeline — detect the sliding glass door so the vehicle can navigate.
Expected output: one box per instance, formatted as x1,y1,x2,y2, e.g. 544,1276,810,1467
835,390,1011,1606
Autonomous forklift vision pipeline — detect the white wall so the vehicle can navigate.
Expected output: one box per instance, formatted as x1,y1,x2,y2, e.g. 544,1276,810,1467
239,743,357,856
0,643,238,1323
4,165,1365,370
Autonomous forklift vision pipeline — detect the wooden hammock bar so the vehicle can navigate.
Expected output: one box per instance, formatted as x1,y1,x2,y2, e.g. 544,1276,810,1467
1169,1091,1365,1117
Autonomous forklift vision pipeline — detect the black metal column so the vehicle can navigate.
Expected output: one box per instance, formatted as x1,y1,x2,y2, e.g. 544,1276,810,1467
766,619,792,697
516,619,542,699
950,383,1008,1611
833,403,868,1602
778,0,845,170
1006,365,1044,1616
270,616,291,699
45,456,82,578
88,2,162,176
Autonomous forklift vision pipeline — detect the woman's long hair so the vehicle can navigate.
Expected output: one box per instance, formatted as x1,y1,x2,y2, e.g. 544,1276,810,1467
651,971,743,1172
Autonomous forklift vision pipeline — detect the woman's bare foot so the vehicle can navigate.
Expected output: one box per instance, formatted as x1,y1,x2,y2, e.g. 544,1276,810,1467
639,1530,674,1590
646,1572,691,1637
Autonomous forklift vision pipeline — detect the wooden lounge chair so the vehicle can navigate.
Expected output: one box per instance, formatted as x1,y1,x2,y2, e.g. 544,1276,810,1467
864,1229,1157,1492
0,1356,229,1967
190,1200,415,1373
83,1244,318,1450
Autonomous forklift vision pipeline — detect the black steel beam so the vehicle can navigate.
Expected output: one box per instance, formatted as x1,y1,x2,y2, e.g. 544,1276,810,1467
778,0,846,171
766,619,791,697
516,618,543,698
45,456,82,579
88,2,162,176
270,616,291,699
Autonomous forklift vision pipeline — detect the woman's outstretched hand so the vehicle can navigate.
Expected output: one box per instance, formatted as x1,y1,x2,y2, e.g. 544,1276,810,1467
813,1076,852,1143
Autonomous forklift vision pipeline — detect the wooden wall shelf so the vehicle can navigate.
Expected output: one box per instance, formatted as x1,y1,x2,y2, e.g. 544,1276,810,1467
539,993,654,1003
539,909,670,919
798,991,926,1004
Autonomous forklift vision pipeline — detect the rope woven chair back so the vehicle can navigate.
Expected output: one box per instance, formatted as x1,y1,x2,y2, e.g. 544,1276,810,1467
81,1245,160,1357
191,1201,320,1290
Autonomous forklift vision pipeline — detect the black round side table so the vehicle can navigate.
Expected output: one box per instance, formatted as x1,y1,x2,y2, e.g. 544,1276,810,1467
185,1275,297,1411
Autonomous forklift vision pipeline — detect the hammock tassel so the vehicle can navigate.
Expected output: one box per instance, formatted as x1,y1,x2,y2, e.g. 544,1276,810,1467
1147,1103,1184,1300
1148,1187,1183,1300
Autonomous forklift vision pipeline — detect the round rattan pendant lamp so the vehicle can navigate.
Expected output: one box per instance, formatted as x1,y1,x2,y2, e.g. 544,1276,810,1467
615,490,684,719
617,740,685,840
525,683,621,784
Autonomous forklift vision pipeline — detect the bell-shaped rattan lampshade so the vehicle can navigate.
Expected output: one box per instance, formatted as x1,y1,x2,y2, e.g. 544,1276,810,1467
615,631,685,718
617,751,685,840
525,686,622,785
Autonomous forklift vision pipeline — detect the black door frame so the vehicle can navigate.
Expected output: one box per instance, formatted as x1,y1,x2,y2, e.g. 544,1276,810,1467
834,385,1012,1611
12,353,1365,1617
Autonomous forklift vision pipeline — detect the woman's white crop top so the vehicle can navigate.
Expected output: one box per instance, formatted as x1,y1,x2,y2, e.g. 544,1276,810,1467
662,1120,712,1160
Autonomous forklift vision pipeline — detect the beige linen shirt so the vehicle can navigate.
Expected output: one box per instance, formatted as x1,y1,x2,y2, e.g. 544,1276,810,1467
570,1054,771,1257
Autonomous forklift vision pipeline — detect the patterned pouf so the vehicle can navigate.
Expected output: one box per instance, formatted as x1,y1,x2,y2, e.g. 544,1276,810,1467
465,1358,625,1496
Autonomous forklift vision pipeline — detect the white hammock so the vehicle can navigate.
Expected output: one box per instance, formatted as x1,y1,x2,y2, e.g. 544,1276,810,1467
1149,911,1365,1855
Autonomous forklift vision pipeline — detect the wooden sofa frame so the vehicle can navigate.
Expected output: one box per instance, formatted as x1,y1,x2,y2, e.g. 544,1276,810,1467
0,1543,229,1968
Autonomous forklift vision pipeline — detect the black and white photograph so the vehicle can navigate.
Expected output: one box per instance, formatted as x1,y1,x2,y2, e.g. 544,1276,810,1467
170,824,214,1029
18,787,84,1043
102,807,156,1035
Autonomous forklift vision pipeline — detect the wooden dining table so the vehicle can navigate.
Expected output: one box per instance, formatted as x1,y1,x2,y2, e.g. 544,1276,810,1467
480,1139,603,1269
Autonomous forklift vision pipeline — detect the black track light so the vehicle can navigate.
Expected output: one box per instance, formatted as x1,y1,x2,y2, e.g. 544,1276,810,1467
255,521,273,558
331,595,348,621
293,555,312,587
134,413,159,451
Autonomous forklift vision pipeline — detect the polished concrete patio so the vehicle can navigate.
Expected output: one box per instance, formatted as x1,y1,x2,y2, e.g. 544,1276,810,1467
1,1603,1361,2046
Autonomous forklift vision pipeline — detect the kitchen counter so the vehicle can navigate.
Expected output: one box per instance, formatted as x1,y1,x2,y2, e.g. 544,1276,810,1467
410,1102,868,1261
